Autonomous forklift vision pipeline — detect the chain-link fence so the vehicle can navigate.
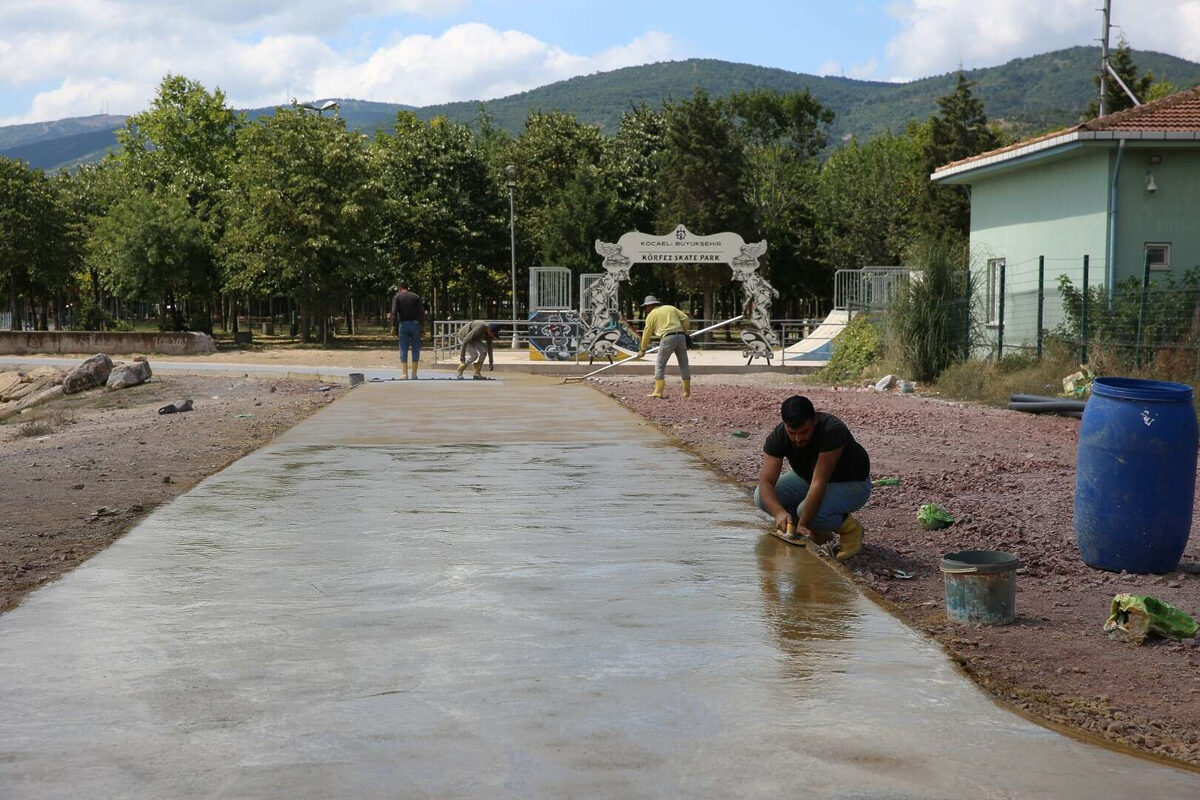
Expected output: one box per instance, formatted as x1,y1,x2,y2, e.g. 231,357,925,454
977,254,1200,384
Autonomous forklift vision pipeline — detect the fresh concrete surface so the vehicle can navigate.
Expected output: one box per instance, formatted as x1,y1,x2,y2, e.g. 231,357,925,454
1,376,1197,799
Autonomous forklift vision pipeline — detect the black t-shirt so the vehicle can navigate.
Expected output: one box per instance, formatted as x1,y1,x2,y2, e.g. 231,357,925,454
763,412,870,483
391,291,423,323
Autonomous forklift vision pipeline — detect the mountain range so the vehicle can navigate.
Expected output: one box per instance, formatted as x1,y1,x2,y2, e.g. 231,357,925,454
4,45,1200,172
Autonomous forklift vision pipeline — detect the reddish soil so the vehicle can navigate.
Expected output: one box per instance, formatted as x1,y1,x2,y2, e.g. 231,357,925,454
599,376,1200,767
0,373,345,614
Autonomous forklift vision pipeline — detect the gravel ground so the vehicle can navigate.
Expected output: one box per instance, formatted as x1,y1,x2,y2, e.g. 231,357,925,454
0,373,345,614
599,376,1200,767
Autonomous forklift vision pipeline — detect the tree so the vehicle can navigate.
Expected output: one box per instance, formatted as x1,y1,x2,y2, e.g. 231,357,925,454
602,105,666,235
223,105,381,344
920,73,1002,239
110,75,242,331
372,113,505,321
657,89,752,322
90,187,215,330
0,158,66,330
730,89,835,310
507,111,607,283
1086,38,1155,118
818,129,925,271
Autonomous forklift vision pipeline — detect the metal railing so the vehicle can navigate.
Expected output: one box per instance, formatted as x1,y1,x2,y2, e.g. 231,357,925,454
432,320,546,363
834,267,909,312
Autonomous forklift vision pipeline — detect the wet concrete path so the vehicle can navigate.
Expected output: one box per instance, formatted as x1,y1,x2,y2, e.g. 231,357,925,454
2,377,1198,799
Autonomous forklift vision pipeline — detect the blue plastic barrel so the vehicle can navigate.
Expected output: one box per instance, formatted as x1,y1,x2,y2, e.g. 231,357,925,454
1074,377,1198,573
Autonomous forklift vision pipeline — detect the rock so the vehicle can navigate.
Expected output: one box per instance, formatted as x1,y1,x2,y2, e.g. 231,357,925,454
0,371,24,397
26,366,64,384
106,360,152,390
1,380,40,402
157,399,194,415
63,354,113,395
874,374,896,392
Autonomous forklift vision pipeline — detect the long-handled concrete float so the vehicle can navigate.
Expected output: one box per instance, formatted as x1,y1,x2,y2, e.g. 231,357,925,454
562,314,745,384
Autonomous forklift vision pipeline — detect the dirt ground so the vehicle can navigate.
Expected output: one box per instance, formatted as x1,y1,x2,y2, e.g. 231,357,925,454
0,371,345,614
598,375,1200,768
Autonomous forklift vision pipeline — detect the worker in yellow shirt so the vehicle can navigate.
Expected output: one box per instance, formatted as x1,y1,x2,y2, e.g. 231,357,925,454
635,295,691,399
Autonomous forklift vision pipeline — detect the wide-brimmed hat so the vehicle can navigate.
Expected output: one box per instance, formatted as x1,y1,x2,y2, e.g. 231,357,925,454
640,295,662,308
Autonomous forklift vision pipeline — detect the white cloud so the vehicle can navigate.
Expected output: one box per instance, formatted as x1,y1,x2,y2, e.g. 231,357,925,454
817,60,842,77
886,0,1200,77
0,3,677,123
312,25,678,106
847,58,878,80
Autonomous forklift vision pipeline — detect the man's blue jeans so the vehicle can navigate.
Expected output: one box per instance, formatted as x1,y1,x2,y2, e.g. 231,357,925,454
754,471,871,531
398,320,421,362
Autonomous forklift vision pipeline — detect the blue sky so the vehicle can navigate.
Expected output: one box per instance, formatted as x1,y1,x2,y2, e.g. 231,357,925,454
0,0,1195,125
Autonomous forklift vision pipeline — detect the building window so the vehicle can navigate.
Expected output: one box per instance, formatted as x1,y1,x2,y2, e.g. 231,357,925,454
1145,242,1171,271
986,258,1005,325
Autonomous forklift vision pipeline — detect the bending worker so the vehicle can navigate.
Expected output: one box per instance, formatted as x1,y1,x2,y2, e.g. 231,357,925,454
754,395,871,561
389,280,424,380
635,295,691,399
457,320,501,379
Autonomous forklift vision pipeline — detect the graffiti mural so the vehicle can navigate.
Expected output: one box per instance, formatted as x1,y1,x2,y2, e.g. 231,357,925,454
526,310,583,361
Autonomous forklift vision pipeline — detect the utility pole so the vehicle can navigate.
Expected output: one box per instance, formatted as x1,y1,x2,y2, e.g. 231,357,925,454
1099,0,1111,116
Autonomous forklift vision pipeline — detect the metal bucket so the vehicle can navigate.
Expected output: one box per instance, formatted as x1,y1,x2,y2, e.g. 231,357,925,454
940,550,1019,625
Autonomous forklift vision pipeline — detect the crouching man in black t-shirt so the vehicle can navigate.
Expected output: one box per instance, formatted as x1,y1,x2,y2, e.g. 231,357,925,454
753,395,871,561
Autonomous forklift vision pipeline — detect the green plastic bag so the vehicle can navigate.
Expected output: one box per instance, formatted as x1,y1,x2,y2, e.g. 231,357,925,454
917,503,954,530
1104,594,1198,644
872,477,900,487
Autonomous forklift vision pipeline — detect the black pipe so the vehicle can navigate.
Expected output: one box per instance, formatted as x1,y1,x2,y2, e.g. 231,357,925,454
1009,393,1087,407
1008,401,1086,415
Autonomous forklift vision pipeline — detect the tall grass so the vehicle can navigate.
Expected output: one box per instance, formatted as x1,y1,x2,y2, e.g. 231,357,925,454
884,238,976,382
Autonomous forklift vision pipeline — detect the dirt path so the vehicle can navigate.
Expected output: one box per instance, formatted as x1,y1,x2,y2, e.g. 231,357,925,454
598,376,1200,767
0,373,345,614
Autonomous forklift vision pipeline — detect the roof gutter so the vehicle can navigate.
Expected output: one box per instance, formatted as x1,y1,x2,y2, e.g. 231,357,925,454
931,129,1200,183
1106,138,1125,304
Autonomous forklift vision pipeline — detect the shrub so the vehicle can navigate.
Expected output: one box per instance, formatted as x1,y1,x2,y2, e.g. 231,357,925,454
883,238,975,382
816,314,882,382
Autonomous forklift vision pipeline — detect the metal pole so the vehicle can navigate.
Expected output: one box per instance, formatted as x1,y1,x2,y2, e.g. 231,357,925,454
1081,254,1090,365
1036,256,1045,359
1099,0,1111,116
997,259,1005,360
1136,247,1152,368
509,183,518,349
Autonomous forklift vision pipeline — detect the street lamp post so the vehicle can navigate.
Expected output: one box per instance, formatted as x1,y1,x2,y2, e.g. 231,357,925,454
296,99,340,117
506,164,518,349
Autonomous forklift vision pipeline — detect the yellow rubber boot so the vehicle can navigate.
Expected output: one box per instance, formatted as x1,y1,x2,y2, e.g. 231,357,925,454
472,362,483,379
835,515,864,561
411,361,419,380
456,362,467,379
400,361,409,380
682,379,691,398
648,379,665,398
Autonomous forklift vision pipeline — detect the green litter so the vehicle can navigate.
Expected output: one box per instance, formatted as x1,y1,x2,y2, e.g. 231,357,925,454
917,503,954,530
236,413,254,419
1104,593,1198,644
730,430,750,438
872,477,900,487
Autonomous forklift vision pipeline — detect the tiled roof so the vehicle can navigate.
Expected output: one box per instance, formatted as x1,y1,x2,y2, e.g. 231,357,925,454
1083,83,1200,131
933,84,1200,178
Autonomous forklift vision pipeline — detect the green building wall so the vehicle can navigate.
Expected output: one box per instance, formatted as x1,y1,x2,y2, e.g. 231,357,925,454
1114,147,1200,282
967,148,1110,351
